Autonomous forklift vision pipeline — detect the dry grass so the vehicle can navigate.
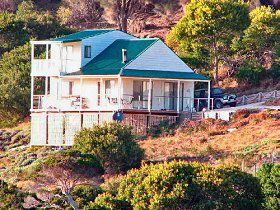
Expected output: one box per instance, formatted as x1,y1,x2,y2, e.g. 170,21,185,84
140,110,280,167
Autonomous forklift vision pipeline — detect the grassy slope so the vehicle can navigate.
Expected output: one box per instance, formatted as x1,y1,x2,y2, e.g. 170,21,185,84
140,110,280,169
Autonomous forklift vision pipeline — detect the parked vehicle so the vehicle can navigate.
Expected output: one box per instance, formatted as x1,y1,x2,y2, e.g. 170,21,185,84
194,88,237,110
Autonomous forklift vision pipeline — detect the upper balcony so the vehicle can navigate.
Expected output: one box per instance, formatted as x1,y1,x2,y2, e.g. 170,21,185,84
31,41,81,77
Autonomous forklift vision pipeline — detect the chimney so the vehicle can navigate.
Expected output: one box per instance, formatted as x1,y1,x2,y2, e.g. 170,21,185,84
122,49,127,64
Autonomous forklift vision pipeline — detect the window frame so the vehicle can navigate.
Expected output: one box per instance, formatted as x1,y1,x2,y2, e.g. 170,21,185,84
84,45,92,58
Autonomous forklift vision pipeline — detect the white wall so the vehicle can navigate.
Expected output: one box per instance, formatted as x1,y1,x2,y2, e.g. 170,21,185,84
124,40,194,73
81,30,136,66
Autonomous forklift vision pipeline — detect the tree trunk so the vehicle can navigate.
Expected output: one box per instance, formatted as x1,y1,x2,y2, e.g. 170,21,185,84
214,55,219,82
121,16,128,32
65,192,79,210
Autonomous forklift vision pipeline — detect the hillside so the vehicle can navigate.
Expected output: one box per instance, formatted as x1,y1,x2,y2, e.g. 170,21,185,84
0,109,279,188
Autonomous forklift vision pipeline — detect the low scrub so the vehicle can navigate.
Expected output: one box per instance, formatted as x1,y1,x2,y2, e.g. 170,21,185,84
257,163,280,210
74,122,144,174
91,161,263,209
147,120,178,138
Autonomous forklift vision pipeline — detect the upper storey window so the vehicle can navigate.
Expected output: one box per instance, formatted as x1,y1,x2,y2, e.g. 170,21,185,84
84,46,91,58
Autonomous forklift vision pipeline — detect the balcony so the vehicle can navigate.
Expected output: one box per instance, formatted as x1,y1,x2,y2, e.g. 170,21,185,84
31,59,81,76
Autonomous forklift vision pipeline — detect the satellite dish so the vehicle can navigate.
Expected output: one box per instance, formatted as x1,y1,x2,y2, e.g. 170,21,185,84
113,111,124,121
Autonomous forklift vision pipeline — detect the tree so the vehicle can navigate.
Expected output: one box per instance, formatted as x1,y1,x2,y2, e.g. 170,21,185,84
234,6,280,63
58,0,104,28
0,44,31,117
74,122,144,174
100,0,147,32
36,150,104,210
166,0,250,81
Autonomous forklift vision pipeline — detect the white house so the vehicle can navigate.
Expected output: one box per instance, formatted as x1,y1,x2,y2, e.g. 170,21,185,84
30,30,211,146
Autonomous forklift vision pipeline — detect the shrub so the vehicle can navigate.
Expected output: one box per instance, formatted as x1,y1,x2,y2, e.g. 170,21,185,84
93,162,263,209
257,163,280,210
74,122,144,174
147,120,178,138
236,61,266,86
0,179,28,209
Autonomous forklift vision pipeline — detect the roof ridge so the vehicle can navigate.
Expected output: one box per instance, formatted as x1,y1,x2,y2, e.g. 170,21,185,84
119,39,159,75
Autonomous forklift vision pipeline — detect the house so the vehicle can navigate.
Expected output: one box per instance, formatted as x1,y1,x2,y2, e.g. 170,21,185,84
30,30,211,146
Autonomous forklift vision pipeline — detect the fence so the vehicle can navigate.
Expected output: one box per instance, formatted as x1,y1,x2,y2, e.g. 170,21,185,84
237,90,280,105
31,112,179,146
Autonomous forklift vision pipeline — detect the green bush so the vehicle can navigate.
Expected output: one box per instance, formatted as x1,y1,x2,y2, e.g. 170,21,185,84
74,122,144,174
257,163,280,210
236,61,266,86
0,180,28,209
92,162,263,209
147,120,178,138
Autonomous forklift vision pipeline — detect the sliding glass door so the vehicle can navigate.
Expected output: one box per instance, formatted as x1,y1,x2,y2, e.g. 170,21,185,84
164,82,177,110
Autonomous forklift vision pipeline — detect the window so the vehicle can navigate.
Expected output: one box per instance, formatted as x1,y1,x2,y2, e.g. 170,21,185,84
84,46,91,58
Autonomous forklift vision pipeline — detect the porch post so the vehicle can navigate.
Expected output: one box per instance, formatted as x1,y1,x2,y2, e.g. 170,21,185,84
148,79,152,112
80,78,83,110
118,76,122,110
31,76,34,110
46,44,49,60
177,80,180,113
31,43,35,60
45,76,48,111
207,81,211,110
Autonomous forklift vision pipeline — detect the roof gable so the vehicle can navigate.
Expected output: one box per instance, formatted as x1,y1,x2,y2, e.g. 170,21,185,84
80,39,158,75
124,40,194,73
53,30,114,43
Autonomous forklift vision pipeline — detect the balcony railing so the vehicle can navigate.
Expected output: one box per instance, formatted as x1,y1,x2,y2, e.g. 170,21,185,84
31,59,81,76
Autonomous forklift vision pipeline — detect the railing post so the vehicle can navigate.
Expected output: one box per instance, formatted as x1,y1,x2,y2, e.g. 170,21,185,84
148,79,152,112
31,76,34,110
177,80,180,113
80,78,83,110
258,92,262,102
207,81,211,110
118,76,122,110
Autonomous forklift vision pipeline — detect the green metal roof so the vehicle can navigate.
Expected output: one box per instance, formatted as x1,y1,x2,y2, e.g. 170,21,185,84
53,30,114,43
81,39,158,75
121,69,210,80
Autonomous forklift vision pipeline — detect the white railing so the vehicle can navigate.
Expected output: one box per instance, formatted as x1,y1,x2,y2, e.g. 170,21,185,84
237,90,280,105
121,95,214,112
31,59,62,76
31,59,81,76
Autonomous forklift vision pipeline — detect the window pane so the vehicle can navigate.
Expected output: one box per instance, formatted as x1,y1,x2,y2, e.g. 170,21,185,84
84,46,91,58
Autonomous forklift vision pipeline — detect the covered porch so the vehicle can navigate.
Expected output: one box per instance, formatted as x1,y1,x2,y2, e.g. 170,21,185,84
31,75,212,114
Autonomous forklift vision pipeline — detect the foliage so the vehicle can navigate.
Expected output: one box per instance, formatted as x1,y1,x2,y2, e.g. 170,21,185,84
257,163,280,210
92,162,263,209
58,0,104,28
235,60,266,86
74,122,144,173
0,43,31,121
234,6,280,57
0,0,72,56
36,150,104,210
50,185,105,209
147,120,178,138
166,0,250,80
0,179,27,209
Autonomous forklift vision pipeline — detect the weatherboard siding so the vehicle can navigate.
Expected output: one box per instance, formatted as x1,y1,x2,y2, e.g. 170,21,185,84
81,31,136,67
124,40,193,73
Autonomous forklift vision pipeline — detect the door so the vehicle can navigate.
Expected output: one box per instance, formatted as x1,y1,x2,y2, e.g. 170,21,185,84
133,80,152,109
164,82,177,110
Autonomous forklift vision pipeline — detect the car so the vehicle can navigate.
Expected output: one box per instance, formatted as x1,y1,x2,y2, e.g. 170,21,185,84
194,88,237,110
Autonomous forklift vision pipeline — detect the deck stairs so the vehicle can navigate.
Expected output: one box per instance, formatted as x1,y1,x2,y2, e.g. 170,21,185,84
191,112,203,121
